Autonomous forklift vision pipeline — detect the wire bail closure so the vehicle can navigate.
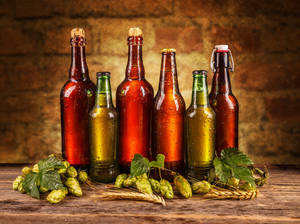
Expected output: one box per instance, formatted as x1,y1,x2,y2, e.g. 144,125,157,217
210,47,235,73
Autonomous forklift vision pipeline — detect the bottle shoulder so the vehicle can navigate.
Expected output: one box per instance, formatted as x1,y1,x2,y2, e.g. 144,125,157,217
89,107,118,119
210,93,239,110
186,105,215,118
116,79,154,98
153,92,186,112
61,80,94,98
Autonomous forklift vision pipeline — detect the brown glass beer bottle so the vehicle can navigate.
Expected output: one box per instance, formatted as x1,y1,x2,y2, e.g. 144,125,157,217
209,45,238,156
60,28,96,169
116,28,154,172
152,48,185,173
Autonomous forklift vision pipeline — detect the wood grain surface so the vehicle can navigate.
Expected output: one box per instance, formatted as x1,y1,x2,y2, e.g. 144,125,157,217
0,165,299,224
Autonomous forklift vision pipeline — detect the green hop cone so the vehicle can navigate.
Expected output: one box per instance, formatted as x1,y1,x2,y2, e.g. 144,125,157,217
32,164,39,173
66,166,78,178
18,180,25,193
149,178,160,194
39,186,48,193
160,179,174,199
123,176,137,188
78,171,88,183
58,161,70,174
22,167,32,176
227,177,240,188
65,177,82,197
192,181,211,194
174,175,192,199
136,173,148,180
13,176,24,191
63,161,70,169
240,182,256,191
46,189,66,204
135,178,153,194
114,174,127,188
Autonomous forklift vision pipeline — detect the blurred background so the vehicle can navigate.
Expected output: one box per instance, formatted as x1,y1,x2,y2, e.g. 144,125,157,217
0,0,299,164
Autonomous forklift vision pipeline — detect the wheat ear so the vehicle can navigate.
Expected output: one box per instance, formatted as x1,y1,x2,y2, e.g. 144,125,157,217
93,191,166,206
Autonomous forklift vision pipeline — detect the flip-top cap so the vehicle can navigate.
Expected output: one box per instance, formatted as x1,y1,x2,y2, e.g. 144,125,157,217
71,28,85,38
96,72,111,78
215,44,229,52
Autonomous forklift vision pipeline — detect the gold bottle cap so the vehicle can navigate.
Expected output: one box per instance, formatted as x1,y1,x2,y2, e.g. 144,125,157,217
71,28,85,38
129,27,143,37
161,48,176,53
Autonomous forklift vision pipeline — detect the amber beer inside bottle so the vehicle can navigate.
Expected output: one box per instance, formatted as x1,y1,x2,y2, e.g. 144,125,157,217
116,28,154,172
60,28,96,169
152,49,185,173
209,45,239,156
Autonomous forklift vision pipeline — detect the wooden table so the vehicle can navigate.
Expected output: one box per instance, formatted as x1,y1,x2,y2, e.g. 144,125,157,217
0,165,299,224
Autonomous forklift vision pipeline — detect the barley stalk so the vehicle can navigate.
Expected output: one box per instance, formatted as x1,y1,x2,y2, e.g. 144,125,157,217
92,191,166,206
201,186,259,200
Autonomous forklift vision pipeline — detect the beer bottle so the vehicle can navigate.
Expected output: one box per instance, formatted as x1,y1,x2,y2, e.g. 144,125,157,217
186,70,216,179
152,48,185,173
89,72,119,182
116,28,154,172
60,28,96,169
209,45,238,156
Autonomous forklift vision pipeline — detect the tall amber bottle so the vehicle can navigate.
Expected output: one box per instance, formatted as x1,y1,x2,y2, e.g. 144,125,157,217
89,72,119,182
209,45,238,156
152,49,185,173
60,28,96,168
186,70,215,179
116,28,154,172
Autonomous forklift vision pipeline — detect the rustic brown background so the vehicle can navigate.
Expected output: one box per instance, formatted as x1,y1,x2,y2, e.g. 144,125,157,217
0,0,299,164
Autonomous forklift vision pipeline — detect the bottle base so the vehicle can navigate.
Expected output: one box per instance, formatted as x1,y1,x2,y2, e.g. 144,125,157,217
187,166,211,180
90,162,119,183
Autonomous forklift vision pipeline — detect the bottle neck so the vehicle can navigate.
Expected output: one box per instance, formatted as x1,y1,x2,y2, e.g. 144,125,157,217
95,77,113,108
126,36,144,80
211,52,232,94
69,44,89,81
159,53,179,93
191,75,209,106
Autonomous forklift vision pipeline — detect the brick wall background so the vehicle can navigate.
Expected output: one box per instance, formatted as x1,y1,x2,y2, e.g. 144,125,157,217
0,0,299,164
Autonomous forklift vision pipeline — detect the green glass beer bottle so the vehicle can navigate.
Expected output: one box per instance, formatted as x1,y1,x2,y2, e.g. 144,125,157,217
185,70,216,179
89,72,119,182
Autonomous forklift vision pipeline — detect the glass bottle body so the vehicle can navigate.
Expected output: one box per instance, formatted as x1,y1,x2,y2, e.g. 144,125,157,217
60,35,96,168
209,51,238,156
186,72,215,178
89,73,119,182
116,36,154,172
152,51,185,173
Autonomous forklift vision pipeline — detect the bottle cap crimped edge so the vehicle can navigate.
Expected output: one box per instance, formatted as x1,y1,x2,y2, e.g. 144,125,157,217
161,48,176,53
96,72,111,78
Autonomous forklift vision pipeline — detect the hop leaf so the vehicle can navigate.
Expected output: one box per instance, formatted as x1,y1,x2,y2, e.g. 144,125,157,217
149,154,165,169
40,170,64,190
213,148,255,187
22,172,40,199
130,154,150,177
38,156,65,172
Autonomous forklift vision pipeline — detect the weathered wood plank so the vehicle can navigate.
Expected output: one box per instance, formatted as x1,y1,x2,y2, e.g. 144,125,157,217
0,165,299,224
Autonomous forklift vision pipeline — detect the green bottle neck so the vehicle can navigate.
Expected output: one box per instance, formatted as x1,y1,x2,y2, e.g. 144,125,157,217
191,75,209,106
95,76,113,108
